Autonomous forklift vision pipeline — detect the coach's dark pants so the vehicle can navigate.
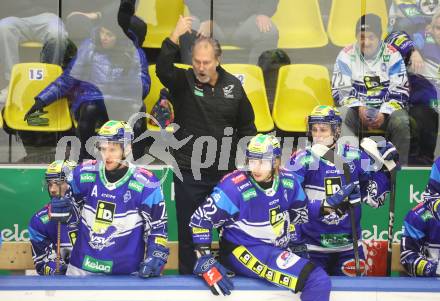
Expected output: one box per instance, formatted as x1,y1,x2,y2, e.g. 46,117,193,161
174,169,226,274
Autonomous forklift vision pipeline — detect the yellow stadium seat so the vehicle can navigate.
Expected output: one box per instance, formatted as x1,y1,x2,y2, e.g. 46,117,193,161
222,64,274,132
272,0,328,48
3,63,72,132
0,108,3,128
327,0,388,47
144,64,190,132
272,64,335,132
136,0,184,48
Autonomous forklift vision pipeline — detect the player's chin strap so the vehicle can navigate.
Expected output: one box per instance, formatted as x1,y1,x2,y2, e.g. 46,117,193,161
311,143,362,277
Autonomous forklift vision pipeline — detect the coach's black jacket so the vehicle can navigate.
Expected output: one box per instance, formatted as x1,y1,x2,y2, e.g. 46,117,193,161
156,37,256,174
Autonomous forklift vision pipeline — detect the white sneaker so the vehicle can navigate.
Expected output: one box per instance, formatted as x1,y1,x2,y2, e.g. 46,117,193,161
0,87,8,105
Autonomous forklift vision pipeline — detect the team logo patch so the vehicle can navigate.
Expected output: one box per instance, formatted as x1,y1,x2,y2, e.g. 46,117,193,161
223,84,235,98
276,251,299,269
123,190,132,203
341,259,366,276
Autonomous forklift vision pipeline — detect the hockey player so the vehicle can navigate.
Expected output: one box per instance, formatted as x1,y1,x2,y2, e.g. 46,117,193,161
190,134,331,301
58,120,169,276
400,197,440,277
285,105,395,276
401,154,440,277
332,13,410,165
385,26,439,165
28,160,79,275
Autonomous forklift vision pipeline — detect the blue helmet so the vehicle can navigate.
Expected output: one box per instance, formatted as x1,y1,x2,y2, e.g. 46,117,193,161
246,134,281,162
307,105,342,139
45,160,77,182
97,120,134,144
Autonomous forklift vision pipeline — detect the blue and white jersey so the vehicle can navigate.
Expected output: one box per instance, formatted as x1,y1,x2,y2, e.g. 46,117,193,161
28,205,79,275
400,201,440,276
385,30,439,110
332,41,409,115
286,144,390,252
68,160,168,275
190,169,308,249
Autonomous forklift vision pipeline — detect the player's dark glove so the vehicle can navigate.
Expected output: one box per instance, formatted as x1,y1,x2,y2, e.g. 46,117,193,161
24,101,45,121
324,183,360,216
193,253,234,296
43,260,67,275
49,196,72,223
139,244,169,278
426,197,440,221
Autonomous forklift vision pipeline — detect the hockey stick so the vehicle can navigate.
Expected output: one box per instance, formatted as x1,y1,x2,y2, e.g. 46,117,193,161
360,138,397,276
311,143,361,276
55,161,64,274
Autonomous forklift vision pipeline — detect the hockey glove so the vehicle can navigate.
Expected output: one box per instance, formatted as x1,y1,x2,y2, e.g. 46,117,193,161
324,183,360,216
288,242,309,259
24,101,45,121
43,260,67,275
426,197,440,221
49,196,72,223
378,141,399,162
193,253,234,296
139,244,169,278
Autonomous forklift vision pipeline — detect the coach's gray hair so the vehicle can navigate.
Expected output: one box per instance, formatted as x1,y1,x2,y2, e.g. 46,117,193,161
191,36,222,59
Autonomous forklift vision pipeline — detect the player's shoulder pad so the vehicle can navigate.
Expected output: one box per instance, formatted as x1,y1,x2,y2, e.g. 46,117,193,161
278,169,301,190
290,148,314,165
78,160,98,172
32,205,51,226
342,144,361,160
412,201,435,220
218,170,251,196
133,167,160,190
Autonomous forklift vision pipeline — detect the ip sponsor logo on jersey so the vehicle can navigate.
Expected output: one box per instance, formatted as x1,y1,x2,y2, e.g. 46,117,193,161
95,201,116,225
324,177,342,197
276,251,299,269
68,230,78,245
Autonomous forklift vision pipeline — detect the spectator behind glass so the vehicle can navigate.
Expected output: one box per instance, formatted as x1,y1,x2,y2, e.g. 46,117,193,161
24,6,151,162
179,0,279,64
63,0,146,46
388,0,439,35
385,14,439,165
0,0,69,105
332,14,411,165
